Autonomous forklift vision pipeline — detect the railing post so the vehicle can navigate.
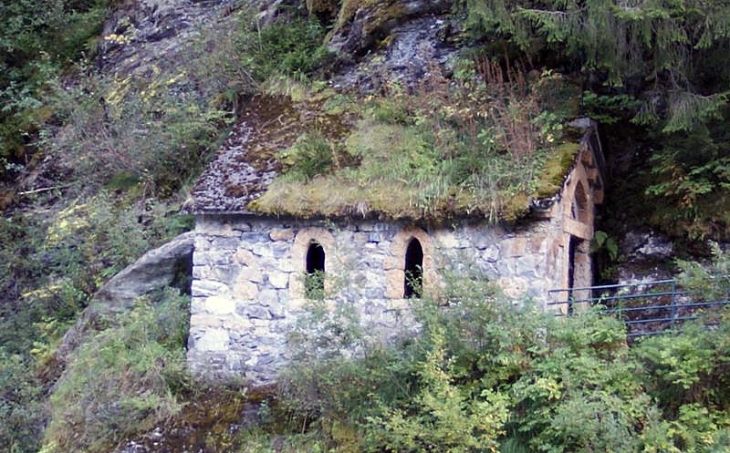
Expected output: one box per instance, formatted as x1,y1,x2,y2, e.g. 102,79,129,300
671,280,677,331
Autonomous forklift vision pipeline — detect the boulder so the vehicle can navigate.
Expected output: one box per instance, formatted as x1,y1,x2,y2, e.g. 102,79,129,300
95,231,195,306
56,231,195,362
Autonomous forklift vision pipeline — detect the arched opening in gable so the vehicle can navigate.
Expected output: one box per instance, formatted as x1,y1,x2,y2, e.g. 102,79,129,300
572,181,589,223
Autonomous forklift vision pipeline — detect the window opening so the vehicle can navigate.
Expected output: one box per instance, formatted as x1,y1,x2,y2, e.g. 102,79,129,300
404,238,424,298
305,241,325,298
572,182,589,223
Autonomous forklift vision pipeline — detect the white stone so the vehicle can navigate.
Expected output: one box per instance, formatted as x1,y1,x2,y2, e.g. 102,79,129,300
196,329,230,351
270,228,294,241
258,289,279,307
238,266,263,283
203,296,236,315
192,280,230,297
268,271,289,289
435,231,459,248
234,249,256,266
278,258,295,272
233,280,259,299
252,243,274,257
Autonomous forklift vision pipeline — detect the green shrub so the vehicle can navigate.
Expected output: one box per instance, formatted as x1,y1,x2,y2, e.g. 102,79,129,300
50,76,230,195
0,0,108,170
43,290,190,453
246,16,330,82
0,350,44,453
272,273,730,453
278,132,337,180
364,327,510,453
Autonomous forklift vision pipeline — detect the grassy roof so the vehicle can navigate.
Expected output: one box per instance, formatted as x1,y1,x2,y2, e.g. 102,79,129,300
249,67,582,222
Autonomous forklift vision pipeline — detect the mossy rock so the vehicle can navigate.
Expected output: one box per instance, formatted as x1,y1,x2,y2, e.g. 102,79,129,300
533,143,581,199
306,0,340,16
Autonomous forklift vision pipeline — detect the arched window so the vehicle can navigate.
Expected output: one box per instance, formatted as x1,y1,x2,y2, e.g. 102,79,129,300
404,238,423,298
572,182,589,223
305,241,325,298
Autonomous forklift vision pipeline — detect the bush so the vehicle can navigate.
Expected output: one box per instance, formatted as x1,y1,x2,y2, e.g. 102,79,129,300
43,290,190,453
269,275,730,453
0,350,44,453
246,17,330,81
278,132,337,181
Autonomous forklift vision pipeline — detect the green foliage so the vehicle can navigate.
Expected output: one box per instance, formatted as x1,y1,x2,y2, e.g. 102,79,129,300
455,0,730,241
459,0,730,128
365,327,510,453
49,74,231,195
304,269,328,299
0,350,44,453
43,290,190,453
268,274,730,453
676,242,730,301
642,114,730,240
591,230,619,261
0,194,191,453
581,92,642,125
256,65,578,221
0,0,108,168
246,17,330,81
278,132,338,181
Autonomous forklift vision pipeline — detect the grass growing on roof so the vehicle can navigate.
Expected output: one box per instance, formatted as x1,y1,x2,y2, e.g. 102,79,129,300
252,65,582,221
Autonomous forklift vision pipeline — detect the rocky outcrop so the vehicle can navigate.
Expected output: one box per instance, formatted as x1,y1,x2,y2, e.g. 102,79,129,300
95,231,195,306
327,0,452,56
55,231,195,362
616,229,675,285
328,0,458,92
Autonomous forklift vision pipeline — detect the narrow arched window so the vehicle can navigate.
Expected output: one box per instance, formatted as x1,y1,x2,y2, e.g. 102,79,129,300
305,241,325,298
572,182,589,223
404,238,423,298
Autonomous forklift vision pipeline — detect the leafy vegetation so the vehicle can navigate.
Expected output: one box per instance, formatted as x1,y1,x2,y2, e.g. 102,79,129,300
43,290,190,453
254,63,581,221
0,0,108,174
0,5,334,453
454,0,730,241
213,275,730,453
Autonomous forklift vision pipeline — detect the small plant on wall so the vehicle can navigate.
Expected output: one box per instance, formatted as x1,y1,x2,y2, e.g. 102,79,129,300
305,269,327,300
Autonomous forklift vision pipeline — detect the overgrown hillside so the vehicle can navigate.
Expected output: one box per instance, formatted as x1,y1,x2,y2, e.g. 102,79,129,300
2,0,730,452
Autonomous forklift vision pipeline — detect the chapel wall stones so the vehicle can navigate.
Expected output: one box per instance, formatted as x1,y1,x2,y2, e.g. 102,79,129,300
187,215,569,384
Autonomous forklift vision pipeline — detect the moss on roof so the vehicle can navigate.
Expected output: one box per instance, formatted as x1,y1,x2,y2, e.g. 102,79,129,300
190,72,594,222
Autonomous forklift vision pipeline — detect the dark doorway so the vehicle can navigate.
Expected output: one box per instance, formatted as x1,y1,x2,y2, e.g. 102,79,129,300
306,241,325,297
404,238,424,298
567,235,588,314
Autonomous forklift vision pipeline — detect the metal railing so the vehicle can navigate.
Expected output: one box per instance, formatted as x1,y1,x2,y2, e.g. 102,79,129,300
547,279,730,338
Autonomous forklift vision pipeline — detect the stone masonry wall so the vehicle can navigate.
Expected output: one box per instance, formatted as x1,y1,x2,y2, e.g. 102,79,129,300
187,215,570,384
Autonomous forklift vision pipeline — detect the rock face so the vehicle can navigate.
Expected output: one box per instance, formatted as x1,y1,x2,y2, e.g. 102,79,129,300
616,229,675,285
327,0,452,56
56,231,195,360
95,231,195,307
330,3,459,92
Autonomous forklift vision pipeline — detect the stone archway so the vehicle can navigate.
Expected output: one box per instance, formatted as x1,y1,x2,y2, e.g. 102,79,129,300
404,238,424,298
385,226,437,299
290,228,336,299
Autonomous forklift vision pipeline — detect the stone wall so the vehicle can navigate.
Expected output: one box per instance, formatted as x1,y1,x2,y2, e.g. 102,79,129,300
187,214,573,384
186,120,605,384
